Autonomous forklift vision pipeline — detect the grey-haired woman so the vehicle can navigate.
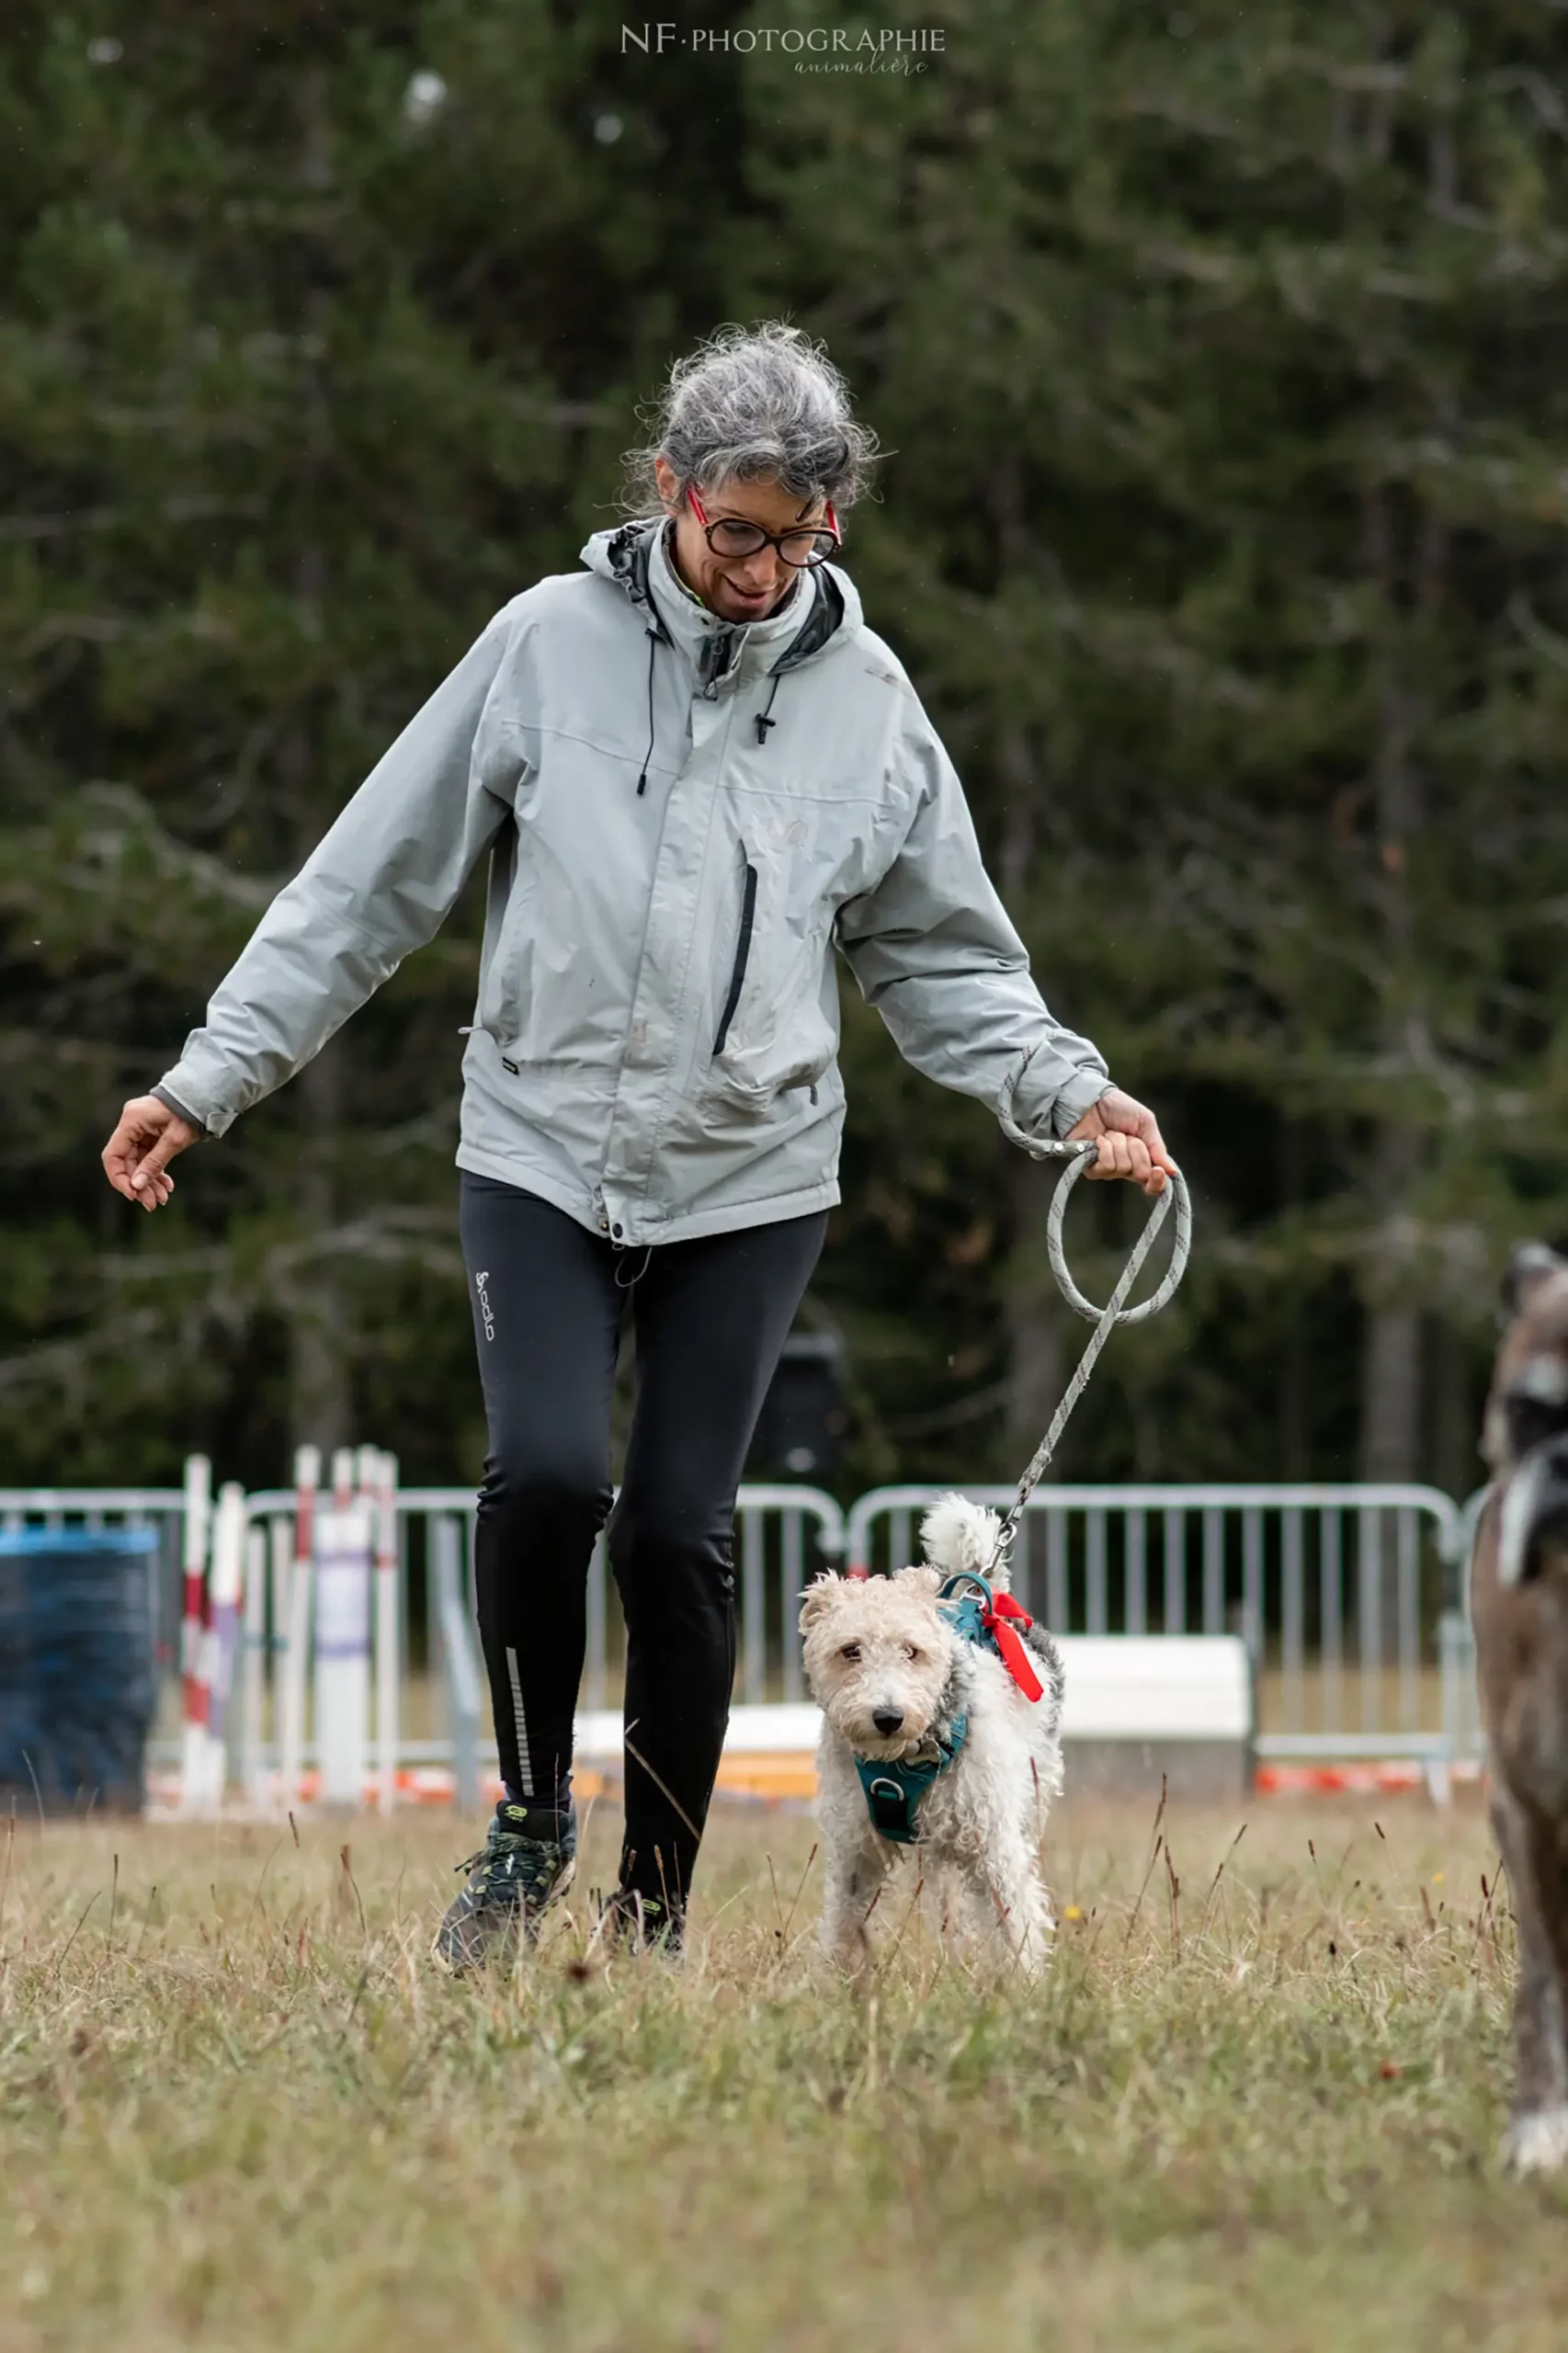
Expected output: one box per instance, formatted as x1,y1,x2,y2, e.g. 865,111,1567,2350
102,323,1174,1961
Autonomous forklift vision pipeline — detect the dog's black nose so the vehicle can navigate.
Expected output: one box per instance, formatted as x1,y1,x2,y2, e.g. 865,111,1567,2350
872,1707,903,1735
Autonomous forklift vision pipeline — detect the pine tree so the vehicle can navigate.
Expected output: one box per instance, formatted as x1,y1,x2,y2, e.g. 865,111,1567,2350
728,0,1568,1492
0,0,752,1482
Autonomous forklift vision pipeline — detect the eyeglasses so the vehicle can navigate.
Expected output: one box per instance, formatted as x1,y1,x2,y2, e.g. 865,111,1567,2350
687,488,840,568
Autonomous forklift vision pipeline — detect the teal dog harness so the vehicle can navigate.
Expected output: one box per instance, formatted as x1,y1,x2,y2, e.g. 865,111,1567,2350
852,1572,1044,1846
855,1709,970,1847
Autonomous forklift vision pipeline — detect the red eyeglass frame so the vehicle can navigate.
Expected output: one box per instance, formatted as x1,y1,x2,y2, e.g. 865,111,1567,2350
686,487,841,564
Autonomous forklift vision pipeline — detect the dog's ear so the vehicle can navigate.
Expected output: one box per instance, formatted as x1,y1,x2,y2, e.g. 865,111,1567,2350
1503,1242,1568,1321
892,1562,944,1601
799,1574,840,1632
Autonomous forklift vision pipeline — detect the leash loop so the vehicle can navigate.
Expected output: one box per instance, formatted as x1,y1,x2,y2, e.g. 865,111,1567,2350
1044,1149,1190,1325
991,1074,1194,1569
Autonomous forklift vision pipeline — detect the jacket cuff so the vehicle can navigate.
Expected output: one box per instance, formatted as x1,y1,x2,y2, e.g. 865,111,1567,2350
1004,1040,1114,1145
153,1052,240,1139
151,1085,210,1138
1050,1069,1116,1140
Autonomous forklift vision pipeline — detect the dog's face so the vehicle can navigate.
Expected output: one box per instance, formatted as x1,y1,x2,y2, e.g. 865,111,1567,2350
800,1569,957,1759
1486,1243,1568,1586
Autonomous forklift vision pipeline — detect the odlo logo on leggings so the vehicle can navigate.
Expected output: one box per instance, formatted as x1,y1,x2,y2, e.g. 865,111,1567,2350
474,1269,495,1342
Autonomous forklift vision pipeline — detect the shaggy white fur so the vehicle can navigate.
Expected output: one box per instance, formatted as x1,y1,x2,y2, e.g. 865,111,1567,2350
801,1494,1064,1972
1503,2104,1568,2176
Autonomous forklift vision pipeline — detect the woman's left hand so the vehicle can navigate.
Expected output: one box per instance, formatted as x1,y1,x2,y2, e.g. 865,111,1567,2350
1064,1087,1177,1199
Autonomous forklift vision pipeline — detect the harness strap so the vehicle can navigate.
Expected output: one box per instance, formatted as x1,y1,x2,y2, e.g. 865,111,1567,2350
937,1573,1043,1702
853,1711,968,1847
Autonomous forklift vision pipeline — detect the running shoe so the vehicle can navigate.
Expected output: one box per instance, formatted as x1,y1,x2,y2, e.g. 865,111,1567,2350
591,1883,685,1960
433,1802,576,1972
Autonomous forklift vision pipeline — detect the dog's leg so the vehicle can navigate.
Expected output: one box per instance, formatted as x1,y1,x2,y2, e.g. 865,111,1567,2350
1494,1784,1568,2174
1008,1868,1057,1972
818,1823,893,1972
951,1826,1052,1973
814,1736,896,1970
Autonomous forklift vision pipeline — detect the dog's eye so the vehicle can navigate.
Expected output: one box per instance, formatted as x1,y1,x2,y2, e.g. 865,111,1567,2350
903,1643,923,1662
839,1642,861,1662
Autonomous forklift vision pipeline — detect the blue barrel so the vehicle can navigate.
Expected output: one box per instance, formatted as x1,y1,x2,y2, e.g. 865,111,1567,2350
0,1528,158,1815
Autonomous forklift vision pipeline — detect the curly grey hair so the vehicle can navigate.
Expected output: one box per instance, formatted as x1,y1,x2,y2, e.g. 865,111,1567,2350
622,321,880,516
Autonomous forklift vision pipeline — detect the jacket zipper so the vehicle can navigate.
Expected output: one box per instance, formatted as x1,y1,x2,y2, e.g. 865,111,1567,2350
713,857,758,1057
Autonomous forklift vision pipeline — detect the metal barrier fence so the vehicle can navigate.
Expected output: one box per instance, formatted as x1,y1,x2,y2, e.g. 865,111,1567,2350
2,1475,1499,1789
233,1481,846,1802
846,1483,1470,1764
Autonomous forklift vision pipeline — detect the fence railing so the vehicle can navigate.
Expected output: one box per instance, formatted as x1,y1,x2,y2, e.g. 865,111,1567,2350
2,1475,1496,1794
231,1480,846,1802
847,1482,1470,1764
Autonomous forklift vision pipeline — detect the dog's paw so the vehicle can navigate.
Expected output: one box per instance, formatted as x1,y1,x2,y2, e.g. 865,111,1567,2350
1502,2106,1568,2175
817,1925,872,1975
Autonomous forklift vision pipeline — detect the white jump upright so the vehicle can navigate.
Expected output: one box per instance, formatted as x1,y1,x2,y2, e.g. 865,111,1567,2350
199,1480,248,1805
242,1520,268,1807
177,1452,212,1813
365,1446,401,1813
278,1444,319,1813
263,1512,290,1806
314,1448,373,1806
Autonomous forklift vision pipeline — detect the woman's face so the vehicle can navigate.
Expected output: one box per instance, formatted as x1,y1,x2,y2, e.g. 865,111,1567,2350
654,457,833,625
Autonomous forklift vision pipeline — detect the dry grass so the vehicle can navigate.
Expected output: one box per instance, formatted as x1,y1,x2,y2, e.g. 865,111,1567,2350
0,1790,1564,2351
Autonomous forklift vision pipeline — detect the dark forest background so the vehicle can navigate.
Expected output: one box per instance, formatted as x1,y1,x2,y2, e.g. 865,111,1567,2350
4,0,1567,1503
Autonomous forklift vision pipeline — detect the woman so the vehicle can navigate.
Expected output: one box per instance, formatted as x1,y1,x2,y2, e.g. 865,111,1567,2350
102,323,1175,1962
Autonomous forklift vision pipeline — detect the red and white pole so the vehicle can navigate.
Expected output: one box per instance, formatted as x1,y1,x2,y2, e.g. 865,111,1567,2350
177,1453,212,1811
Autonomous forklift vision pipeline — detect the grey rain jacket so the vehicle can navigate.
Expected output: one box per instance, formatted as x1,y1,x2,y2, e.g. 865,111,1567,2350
156,520,1113,1246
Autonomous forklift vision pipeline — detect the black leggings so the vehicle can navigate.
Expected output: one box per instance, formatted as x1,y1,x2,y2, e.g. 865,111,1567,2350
459,1175,827,1911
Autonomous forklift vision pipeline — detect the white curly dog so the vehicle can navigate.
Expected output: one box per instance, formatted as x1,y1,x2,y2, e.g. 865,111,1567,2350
801,1495,1064,1972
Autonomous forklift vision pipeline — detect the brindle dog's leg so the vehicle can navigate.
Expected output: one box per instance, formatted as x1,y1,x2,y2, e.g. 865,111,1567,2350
1494,1785,1568,2172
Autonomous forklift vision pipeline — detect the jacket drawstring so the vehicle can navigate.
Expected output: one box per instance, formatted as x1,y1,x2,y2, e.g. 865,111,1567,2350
642,611,787,789
637,627,659,794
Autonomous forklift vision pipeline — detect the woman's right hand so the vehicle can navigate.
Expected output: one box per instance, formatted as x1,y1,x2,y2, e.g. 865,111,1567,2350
102,1095,199,1212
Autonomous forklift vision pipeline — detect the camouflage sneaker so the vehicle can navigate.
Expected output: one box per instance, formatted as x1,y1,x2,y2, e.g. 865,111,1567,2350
591,1884,685,1961
433,1802,576,1972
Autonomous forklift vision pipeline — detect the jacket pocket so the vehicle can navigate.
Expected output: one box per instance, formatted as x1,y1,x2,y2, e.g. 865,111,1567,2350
713,854,758,1059
704,843,839,1117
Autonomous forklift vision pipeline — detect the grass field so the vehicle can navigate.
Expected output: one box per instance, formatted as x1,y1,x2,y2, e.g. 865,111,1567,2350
2,1791,1566,2352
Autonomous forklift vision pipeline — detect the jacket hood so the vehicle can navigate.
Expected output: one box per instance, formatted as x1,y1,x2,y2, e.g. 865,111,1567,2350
582,518,862,684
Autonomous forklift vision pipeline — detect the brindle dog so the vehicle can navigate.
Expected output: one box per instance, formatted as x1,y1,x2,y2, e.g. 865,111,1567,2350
1472,1241,1568,2173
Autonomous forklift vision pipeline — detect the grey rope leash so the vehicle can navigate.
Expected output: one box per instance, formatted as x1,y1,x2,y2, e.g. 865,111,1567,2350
990,1095,1193,1575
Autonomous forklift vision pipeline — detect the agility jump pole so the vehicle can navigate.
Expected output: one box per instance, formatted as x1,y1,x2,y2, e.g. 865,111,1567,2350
177,1452,212,1813
242,1518,268,1808
313,1448,372,1806
365,1446,401,1813
278,1443,319,1813
199,1480,248,1805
